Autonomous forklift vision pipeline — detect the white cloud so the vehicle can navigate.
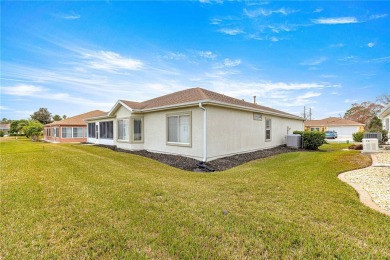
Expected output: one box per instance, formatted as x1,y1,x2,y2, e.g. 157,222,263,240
369,14,388,20
244,8,298,18
2,84,45,96
82,50,143,72
224,58,241,67
344,99,358,104
368,56,390,64
300,57,327,66
199,0,223,4
329,43,344,48
338,56,359,64
57,11,80,20
367,42,375,48
0,106,10,110
198,51,217,59
268,25,295,33
312,17,358,24
219,28,244,35
210,18,222,25
313,8,323,13
162,51,187,60
2,84,112,108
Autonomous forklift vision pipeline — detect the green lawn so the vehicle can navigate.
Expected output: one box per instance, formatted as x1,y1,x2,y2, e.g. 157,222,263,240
1,138,389,258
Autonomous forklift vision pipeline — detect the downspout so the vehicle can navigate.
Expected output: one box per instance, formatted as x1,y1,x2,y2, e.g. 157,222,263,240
199,103,207,162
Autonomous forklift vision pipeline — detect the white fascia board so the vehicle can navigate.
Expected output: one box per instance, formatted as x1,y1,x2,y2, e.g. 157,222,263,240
138,100,303,120
379,104,390,119
83,115,115,122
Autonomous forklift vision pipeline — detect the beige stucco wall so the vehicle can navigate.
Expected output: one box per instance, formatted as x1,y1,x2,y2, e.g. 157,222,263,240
206,106,304,160
88,103,304,161
141,107,204,160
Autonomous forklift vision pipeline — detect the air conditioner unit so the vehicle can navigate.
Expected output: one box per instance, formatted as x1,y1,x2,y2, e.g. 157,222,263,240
362,138,379,153
287,134,301,148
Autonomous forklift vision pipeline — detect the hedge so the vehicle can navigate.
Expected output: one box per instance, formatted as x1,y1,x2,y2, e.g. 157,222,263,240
293,131,325,150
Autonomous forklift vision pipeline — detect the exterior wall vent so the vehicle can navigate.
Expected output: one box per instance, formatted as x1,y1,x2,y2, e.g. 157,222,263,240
362,138,379,153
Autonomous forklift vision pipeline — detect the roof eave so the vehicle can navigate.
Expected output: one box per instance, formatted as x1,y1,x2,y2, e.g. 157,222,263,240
84,115,115,122
379,104,390,118
137,100,303,120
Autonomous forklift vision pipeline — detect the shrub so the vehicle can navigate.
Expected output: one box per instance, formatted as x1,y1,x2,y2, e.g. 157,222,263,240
352,132,364,142
381,130,388,143
0,130,4,137
293,131,325,150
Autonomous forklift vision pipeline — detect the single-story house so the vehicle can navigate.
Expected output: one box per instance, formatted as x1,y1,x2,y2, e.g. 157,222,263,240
0,123,10,135
379,104,390,138
304,117,364,139
85,87,304,162
44,110,106,143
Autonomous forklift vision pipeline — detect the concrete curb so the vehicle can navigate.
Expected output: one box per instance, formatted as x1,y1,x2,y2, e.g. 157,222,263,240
338,154,390,217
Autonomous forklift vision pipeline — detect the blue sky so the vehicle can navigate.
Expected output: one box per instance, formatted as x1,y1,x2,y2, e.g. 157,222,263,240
1,1,389,120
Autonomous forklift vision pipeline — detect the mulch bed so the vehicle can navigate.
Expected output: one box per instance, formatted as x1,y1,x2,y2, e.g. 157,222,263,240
92,144,304,172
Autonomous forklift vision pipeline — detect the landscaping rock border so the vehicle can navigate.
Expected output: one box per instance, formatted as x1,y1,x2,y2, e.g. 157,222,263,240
92,144,303,172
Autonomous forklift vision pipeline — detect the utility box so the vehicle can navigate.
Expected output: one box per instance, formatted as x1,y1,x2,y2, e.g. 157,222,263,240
362,138,379,153
363,132,382,142
287,134,301,148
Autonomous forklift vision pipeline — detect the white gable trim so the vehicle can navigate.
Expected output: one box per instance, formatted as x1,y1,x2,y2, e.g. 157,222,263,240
108,100,133,116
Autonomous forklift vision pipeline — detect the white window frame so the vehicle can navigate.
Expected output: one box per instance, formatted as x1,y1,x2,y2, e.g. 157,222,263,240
265,118,272,142
166,112,192,147
130,116,144,143
53,127,59,138
73,127,84,138
117,118,130,142
61,127,85,138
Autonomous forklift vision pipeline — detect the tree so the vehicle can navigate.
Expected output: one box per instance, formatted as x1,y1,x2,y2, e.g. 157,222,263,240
63,115,67,119
368,116,383,132
9,119,28,134
344,101,383,129
24,120,43,141
1,118,10,124
376,94,390,105
30,108,52,125
53,115,62,121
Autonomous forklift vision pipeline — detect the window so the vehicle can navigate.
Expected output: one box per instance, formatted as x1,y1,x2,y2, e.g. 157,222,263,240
311,127,320,132
386,118,389,131
167,113,191,145
99,121,113,139
265,118,271,141
73,127,83,138
132,117,143,142
118,119,129,141
62,127,72,138
46,128,51,137
88,123,96,138
53,127,59,138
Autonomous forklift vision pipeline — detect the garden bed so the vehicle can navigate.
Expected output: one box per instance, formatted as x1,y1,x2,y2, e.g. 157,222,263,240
95,144,304,171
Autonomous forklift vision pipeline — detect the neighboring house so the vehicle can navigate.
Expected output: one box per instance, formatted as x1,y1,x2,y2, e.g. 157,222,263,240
304,117,365,139
379,104,390,138
85,87,304,162
0,124,10,135
44,110,106,143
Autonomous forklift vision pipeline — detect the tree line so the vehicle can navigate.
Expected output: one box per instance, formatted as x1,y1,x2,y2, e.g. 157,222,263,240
1,108,67,140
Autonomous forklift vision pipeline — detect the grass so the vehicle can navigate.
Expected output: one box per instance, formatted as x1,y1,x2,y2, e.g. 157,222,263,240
1,138,389,258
